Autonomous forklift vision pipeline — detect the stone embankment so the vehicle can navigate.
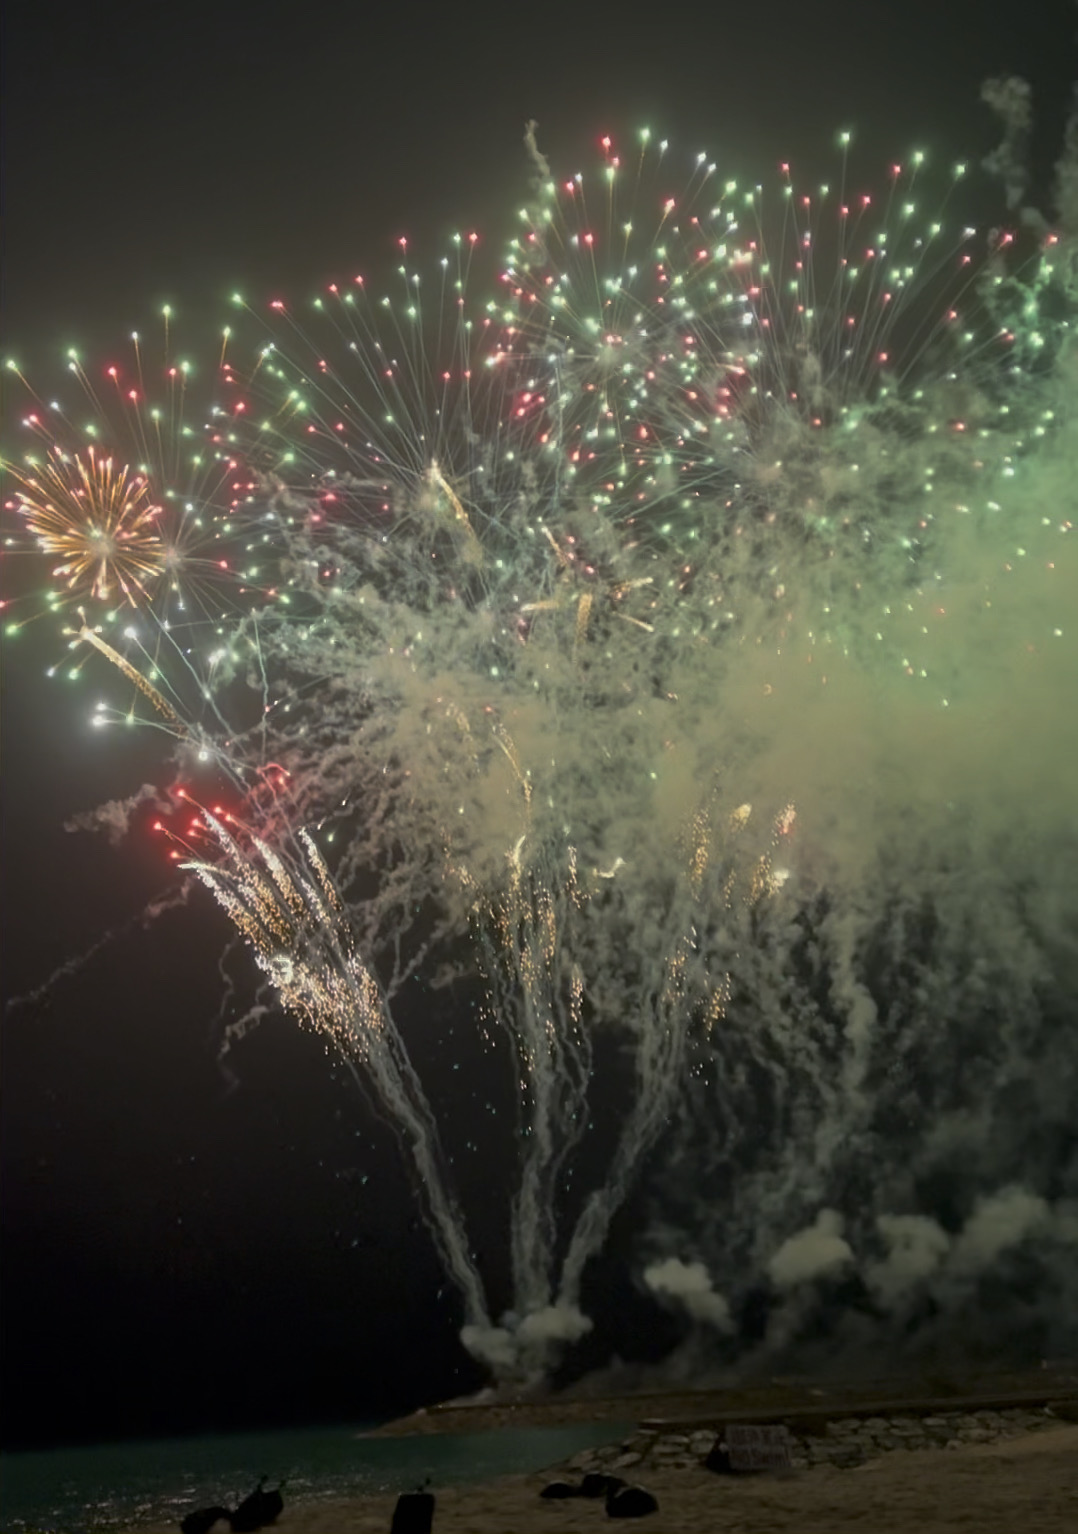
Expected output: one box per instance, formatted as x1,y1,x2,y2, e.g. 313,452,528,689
558,1401,1076,1475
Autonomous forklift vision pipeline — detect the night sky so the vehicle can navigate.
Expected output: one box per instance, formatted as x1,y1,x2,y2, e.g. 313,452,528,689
2,0,1075,1451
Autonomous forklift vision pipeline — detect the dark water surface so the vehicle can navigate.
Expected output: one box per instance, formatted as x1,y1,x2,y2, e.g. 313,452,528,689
0,1419,628,1532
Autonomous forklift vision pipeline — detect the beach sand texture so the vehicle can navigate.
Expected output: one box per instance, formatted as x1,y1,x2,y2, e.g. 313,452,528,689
132,1421,1078,1533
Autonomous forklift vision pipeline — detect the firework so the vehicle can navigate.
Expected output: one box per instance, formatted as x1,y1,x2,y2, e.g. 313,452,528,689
1,324,307,740
9,111,1078,1382
497,130,1007,539
5,444,169,608
200,129,1069,943
220,130,1064,689
1,329,278,645
181,807,491,1332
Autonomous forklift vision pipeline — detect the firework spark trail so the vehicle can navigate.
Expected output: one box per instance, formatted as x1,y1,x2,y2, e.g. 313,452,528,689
75,621,184,725
183,813,492,1330
557,937,695,1312
461,796,752,1360
552,801,733,1311
470,839,593,1324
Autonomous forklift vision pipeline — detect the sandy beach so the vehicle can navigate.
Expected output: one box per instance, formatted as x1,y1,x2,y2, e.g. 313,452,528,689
130,1420,1078,1533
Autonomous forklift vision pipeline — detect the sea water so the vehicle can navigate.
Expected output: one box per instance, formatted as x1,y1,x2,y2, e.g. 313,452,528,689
0,1419,628,1533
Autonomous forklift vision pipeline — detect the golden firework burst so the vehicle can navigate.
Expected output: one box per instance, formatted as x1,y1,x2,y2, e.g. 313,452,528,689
8,444,167,608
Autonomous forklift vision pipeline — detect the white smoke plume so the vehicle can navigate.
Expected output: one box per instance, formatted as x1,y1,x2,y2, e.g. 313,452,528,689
643,1257,733,1330
459,1324,520,1377
948,1186,1052,1277
866,1214,951,1308
516,1302,594,1348
768,1210,854,1289
462,1302,593,1379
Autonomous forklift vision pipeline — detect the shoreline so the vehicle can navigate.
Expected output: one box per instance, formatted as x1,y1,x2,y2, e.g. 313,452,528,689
371,1361,1078,1436
126,1420,1078,1533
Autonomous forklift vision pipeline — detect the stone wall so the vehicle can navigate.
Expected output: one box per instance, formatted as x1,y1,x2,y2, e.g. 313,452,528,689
560,1403,1071,1476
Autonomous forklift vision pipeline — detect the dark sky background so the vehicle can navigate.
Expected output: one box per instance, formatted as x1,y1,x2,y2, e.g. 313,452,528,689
2,0,1075,1451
